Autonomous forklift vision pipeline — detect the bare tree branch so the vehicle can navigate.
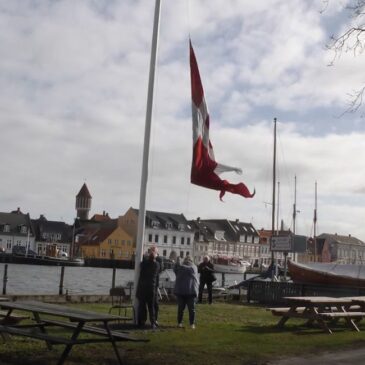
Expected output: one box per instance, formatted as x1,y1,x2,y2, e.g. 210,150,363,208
325,1,365,114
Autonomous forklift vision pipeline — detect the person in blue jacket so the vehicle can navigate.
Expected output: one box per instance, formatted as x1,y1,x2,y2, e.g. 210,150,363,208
173,255,199,329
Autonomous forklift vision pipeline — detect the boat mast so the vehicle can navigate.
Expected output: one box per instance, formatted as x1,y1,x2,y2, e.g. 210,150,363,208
133,0,161,319
293,175,297,235
313,181,318,262
276,181,280,235
271,117,277,279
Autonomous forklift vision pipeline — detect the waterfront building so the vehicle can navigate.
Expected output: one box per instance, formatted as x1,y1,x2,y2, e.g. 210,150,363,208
32,215,73,257
0,208,35,254
119,207,195,260
190,218,260,265
79,225,135,260
319,233,365,264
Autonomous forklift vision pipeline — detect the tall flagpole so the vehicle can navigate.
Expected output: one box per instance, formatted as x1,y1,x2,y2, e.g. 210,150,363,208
313,181,318,262
271,117,277,280
133,0,162,319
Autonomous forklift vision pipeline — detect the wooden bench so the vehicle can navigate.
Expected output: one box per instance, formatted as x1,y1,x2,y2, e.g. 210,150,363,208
41,319,146,342
267,307,306,315
0,325,75,345
318,311,365,332
0,311,29,325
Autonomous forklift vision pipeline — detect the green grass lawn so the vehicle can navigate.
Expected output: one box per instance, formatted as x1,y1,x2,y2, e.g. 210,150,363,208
2,301,365,365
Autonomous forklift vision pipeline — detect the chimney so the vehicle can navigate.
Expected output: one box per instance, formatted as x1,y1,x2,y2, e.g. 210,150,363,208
235,219,239,224
197,217,200,223
349,234,351,238
103,210,105,216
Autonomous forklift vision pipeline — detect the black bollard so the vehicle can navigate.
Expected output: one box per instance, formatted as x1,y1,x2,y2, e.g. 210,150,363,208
59,266,65,295
2,264,8,295
221,273,225,288
112,267,116,289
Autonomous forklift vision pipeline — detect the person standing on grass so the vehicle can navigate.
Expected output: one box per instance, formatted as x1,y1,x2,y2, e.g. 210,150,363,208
174,255,199,329
149,245,164,325
136,248,161,329
198,255,216,304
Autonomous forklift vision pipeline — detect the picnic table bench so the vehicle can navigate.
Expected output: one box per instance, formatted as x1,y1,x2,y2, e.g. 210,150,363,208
0,300,148,365
268,296,365,334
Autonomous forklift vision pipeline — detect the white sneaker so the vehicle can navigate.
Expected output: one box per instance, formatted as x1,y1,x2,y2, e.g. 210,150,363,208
191,324,196,329
178,323,183,328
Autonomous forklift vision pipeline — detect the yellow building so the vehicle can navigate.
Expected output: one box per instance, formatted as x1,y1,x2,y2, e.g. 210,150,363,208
80,226,135,260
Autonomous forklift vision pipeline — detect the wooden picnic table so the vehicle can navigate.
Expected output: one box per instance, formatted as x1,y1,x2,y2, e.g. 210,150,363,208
269,296,365,334
0,300,148,365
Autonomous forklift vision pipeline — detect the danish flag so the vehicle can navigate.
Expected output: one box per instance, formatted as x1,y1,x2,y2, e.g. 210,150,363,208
189,41,255,200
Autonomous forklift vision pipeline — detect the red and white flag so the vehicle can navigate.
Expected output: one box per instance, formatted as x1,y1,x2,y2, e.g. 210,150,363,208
189,41,255,200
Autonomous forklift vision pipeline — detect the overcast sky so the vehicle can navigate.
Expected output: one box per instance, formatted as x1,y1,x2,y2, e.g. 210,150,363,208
0,0,364,241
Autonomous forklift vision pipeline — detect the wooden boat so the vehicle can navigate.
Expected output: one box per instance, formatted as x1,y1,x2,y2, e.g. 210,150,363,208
288,260,365,287
212,255,251,274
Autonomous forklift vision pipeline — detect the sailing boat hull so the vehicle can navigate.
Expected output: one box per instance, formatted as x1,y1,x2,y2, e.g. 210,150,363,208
288,260,365,287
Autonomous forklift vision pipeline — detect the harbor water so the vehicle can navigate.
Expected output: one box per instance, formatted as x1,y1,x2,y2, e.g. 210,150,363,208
0,263,248,295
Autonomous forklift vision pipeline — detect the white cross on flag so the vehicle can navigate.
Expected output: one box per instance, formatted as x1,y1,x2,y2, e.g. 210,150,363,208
189,40,255,200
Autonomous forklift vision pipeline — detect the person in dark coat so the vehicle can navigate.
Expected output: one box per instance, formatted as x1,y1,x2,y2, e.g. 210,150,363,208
174,256,199,329
149,246,163,325
198,255,215,304
136,248,161,328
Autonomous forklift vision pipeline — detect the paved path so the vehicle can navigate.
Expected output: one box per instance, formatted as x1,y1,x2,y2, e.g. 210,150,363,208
269,347,365,365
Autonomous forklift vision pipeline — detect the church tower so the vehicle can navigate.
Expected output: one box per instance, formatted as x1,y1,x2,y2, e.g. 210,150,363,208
75,183,92,220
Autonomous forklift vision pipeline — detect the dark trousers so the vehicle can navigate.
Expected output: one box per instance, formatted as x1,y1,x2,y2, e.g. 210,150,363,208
137,296,156,326
198,280,212,304
177,295,196,325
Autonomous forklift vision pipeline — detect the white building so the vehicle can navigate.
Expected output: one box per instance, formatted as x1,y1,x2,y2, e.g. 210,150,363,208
119,207,195,260
0,209,35,254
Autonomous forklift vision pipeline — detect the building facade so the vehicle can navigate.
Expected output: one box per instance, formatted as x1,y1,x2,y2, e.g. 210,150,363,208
119,207,195,260
32,215,72,257
0,209,35,254
190,218,260,265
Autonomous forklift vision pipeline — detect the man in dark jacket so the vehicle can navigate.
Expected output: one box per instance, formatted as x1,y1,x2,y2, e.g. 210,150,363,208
136,248,161,328
198,255,215,304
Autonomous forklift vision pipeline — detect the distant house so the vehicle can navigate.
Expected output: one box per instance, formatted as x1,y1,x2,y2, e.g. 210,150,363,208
319,233,365,264
119,207,195,260
0,208,35,254
190,218,260,265
79,225,134,260
32,215,73,257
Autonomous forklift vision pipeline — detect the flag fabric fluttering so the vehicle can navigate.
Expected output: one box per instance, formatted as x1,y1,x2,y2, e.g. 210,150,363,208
189,40,255,200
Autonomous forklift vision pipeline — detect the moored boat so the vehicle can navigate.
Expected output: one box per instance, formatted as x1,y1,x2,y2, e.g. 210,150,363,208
212,255,251,274
288,260,365,287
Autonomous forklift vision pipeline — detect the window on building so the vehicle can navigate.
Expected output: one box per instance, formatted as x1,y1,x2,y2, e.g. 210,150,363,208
148,234,153,242
163,249,167,257
181,237,185,245
187,237,191,245
3,224,10,233
127,240,131,246
122,240,125,245
155,234,159,243
115,239,118,244
186,251,189,257
164,235,168,244
108,239,112,244
173,236,176,244
180,251,184,258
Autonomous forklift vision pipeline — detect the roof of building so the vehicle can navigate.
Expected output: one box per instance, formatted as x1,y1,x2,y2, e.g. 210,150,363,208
76,183,92,198
0,211,33,236
79,226,117,246
31,216,72,242
318,233,365,246
190,219,258,242
130,208,193,232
